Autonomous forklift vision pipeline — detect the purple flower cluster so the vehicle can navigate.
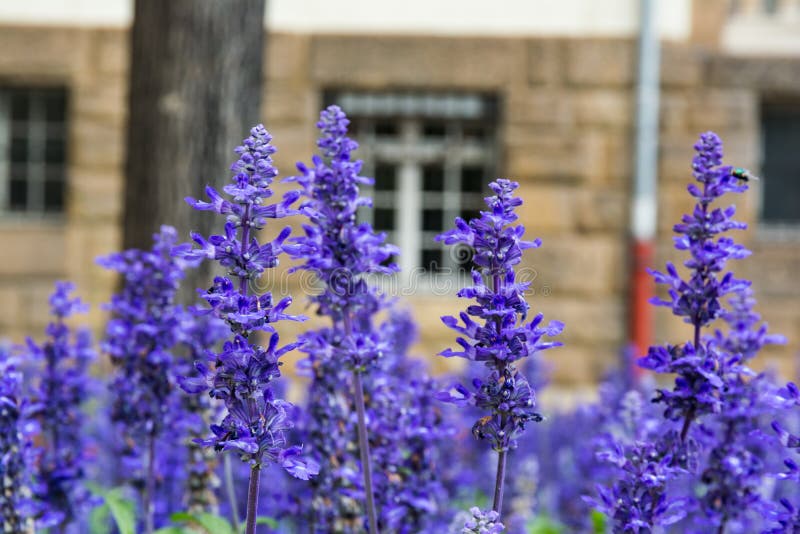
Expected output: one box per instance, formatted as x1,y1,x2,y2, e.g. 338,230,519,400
286,106,406,533
694,288,786,531
174,125,315,479
461,507,505,534
436,180,563,453
588,392,690,533
641,132,751,440
298,311,451,533
286,105,398,368
99,226,191,531
0,346,36,533
25,282,95,529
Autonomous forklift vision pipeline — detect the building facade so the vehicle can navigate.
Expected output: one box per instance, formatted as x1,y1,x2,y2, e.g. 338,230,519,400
0,0,798,390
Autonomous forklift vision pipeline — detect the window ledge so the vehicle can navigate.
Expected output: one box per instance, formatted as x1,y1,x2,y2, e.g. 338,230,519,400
756,223,800,243
0,212,66,229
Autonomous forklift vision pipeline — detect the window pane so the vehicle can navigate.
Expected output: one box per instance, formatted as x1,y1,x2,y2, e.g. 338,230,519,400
423,121,446,139
460,209,481,223
463,123,488,142
422,249,442,272
423,164,444,192
44,91,66,123
44,179,64,212
762,103,800,224
453,245,474,271
422,208,443,231
10,137,27,163
373,207,395,231
10,93,28,122
45,138,65,163
374,121,398,137
462,166,485,193
9,177,27,210
374,163,396,192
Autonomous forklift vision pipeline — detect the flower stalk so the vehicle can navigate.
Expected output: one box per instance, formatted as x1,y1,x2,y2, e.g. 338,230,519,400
175,124,319,531
436,179,563,521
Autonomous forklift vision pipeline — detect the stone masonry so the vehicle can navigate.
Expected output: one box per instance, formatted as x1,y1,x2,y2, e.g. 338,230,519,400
0,25,798,389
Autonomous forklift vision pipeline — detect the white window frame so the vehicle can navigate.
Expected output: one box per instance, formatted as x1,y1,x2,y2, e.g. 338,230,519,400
0,87,68,218
330,91,497,290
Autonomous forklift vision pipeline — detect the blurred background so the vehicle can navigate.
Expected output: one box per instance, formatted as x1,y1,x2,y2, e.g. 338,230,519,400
0,0,798,399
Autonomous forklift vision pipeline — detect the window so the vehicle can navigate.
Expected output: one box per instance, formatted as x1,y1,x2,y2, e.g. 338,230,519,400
760,99,800,228
0,87,68,215
326,90,498,277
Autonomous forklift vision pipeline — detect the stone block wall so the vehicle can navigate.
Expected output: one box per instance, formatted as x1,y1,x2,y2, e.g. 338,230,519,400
0,25,798,388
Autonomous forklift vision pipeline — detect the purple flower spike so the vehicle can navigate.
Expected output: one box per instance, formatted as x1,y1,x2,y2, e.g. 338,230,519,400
437,179,562,517
437,179,562,453
176,125,317,534
25,282,96,530
640,132,751,440
0,346,38,532
286,106,404,533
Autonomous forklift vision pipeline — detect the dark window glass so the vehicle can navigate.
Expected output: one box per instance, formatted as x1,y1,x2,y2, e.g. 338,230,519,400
45,138,65,163
373,208,395,231
44,91,66,122
10,138,27,163
452,244,474,270
9,177,27,210
10,93,28,122
44,179,64,211
460,209,481,223
423,121,446,139
2,87,68,213
374,121,398,137
462,166,485,193
463,123,487,142
762,103,800,224
423,164,444,192
422,249,442,272
422,209,443,231
374,163,396,192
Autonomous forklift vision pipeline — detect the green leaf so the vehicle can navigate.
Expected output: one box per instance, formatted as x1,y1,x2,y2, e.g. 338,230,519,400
170,511,235,534
103,489,137,534
591,510,608,534
88,501,111,534
153,528,187,534
255,516,280,529
526,515,564,534
85,484,136,534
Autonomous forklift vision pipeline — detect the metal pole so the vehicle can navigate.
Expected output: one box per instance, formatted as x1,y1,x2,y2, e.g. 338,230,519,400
629,0,661,369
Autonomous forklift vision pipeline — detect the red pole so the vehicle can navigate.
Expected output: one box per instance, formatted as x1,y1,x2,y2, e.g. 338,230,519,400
629,240,655,376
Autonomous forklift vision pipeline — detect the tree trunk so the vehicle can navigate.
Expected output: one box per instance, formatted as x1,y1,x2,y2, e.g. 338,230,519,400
123,0,266,297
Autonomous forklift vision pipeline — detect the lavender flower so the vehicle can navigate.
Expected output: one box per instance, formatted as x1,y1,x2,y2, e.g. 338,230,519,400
462,507,505,534
286,105,399,533
640,132,751,443
296,311,451,534
174,311,229,515
0,346,36,534
174,125,317,534
694,288,786,532
25,282,95,531
436,178,563,513
286,104,398,348
98,226,188,532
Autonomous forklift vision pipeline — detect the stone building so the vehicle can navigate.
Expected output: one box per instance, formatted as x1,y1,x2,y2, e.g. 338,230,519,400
0,0,798,391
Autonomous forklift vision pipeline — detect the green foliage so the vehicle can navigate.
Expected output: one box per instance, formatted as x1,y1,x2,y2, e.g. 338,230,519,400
591,510,608,534
526,514,565,534
87,484,136,534
156,512,281,534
